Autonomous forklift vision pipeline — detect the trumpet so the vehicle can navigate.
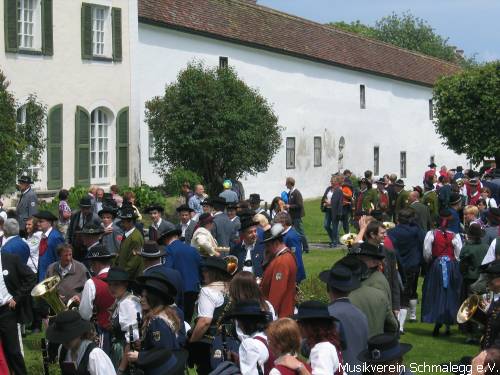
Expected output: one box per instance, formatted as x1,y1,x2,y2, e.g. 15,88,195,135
383,222,396,230
31,275,80,315
340,233,357,247
224,255,239,276
457,292,493,325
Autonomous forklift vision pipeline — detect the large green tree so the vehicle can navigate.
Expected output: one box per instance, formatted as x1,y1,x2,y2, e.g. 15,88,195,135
433,61,500,165
330,12,475,66
146,62,282,195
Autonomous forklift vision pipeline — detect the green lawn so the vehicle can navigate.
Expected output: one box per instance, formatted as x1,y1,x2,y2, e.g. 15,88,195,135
23,198,477,374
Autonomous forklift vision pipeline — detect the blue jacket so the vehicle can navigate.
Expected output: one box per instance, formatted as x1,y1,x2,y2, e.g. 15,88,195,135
2,236,30,265
230,240,265,278
283,227,306,283
387,224,425,269
144,264,184,310
164,240,201,293
449,208,462,234
39,229,64,281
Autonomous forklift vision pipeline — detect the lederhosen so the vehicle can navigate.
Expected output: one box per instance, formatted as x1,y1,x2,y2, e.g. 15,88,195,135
482,300,500,349
59,342,97,375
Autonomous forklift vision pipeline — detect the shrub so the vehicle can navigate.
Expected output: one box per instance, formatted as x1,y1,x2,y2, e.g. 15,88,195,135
298,277,329,304
124,184,167,210
67,186,89,209
163,167,203,196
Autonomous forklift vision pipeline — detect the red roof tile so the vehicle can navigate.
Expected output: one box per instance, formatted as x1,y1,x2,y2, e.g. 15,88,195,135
138,0,460,86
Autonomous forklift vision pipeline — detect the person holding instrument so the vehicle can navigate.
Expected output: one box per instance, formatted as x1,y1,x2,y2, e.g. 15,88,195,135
46,310,115,375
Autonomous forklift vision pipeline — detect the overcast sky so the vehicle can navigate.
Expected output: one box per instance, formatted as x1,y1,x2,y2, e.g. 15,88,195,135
258,0,500,62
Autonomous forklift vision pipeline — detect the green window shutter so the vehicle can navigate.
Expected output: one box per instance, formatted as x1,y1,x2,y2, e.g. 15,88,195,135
116,107,129,186
47,104,63,190
112,7,122,62
4,0,18,53
41,0,53,56
81,3,92,59
75,106,91,186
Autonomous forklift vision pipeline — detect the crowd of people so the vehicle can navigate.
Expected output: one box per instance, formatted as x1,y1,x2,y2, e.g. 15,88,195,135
0,163,499,374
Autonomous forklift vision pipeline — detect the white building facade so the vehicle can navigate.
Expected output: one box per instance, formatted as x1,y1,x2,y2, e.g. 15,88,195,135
135,0,468,201
0,0,139,191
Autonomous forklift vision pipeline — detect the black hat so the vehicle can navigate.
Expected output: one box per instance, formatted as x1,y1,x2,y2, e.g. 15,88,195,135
79,197,93,208
145,204,164,214
428,162,437,168
439,208,453,218
226,202,238,210
198,213,214,226
370,210,384,222
103,267,131,283
375,178,385,185
140,241,166,258
293,300,338,321
137,271,177,305
336,255,368,278
260,223,285,243
482,259,500,276
210,197,227,211
46,310,93,344
78,222,105,235
394,179,405,187
456,166,463,172
225,300,271,320
319,263,361,292
85,244,115,260
468,178,479,186
176,204,194,213
413,186,423,196
17,175,33,184
249,194,263,203
136,347,188,375
358,334,412,363
201,199,212,207
488,207,500,225
201,257,231,276
98,205,117,218
350,242,385,260
117,206,138,220
33,210,58,222
157,223,182,244
239,216,259,232
449,192,462,206
467,223,485,239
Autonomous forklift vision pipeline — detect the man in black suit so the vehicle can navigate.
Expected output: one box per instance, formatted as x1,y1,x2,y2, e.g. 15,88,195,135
285,177,309,253
67,197,101,259
230,216,265,277
210,197,234,247
176,204,196,244
0,251,37,374
145,204,173,242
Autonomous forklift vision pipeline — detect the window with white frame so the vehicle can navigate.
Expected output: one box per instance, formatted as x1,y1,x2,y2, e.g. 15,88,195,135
400,151,407,178
314,137,322,167
90,109,109,182
286,137,296,169
17,0,41,50
16,105,40,178
92,6,106,56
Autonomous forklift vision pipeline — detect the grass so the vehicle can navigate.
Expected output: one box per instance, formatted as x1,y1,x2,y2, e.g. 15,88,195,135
23,198,476,374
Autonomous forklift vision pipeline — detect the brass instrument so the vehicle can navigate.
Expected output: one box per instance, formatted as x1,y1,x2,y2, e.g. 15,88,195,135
31,275,80,314
224,255,239,276
457,292,493,325
383,222,396,230
216,246,231,256
340,233,357,247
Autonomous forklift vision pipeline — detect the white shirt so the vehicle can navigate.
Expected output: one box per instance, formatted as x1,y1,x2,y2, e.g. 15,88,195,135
112,294,141,342
310,341,340,375
79,267,110,321
486,197,498,209
423,230,462,263
482,239,498,265
62,340,116,375
124,227,136,238
43,226,53,239
181,220,191,237
59,262,73,278
239,333,269,375
25,231,41,273
153,218,162,230
242,241,255,273
197,283,226,318
2,235,15,246
0,252,13,306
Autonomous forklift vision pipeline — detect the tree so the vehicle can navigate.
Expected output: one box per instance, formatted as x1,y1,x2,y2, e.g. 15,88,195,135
0,70,46,195
433,61,500,165
329,12,475,66
146,62,282,195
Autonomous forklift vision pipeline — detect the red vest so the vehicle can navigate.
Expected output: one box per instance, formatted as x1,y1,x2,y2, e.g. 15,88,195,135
432,230,455,260
274,361,311,375
92,272,114,330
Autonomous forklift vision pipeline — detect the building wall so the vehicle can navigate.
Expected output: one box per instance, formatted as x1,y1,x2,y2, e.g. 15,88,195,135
135,24,467,201
0,0,137,190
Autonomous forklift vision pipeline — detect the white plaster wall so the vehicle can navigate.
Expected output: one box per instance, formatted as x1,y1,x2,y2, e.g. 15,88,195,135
0,0,136,190
135,24,467,201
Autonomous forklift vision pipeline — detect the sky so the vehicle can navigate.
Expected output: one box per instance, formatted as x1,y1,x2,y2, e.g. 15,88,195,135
258,0,500,62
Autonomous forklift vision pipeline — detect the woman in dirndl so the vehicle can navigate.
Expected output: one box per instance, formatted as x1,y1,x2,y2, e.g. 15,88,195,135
422,208,463,336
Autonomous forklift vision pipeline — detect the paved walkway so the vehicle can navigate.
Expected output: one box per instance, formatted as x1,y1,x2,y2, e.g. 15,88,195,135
308,243,347,250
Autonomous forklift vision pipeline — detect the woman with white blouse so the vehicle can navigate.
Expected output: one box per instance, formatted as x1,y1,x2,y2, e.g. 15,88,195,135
191,213,221,257
24,216,42,273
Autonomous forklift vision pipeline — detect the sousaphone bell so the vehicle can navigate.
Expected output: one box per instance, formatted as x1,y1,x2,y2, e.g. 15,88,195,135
457,292,493,325
224,255,239,276
31,275,80,315
340,233,357,247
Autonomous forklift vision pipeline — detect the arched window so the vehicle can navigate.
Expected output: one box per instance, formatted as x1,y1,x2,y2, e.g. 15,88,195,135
90,108,109,183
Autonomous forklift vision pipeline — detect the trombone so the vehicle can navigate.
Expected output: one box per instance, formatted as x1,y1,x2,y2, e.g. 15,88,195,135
31,275,80,315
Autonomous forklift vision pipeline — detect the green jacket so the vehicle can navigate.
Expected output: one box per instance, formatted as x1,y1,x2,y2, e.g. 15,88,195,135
459,241,490,281
115,228,144,279
350,284,398,337
395,190,410,217
362,189,379,212
423,190,439,223
362,269,393,307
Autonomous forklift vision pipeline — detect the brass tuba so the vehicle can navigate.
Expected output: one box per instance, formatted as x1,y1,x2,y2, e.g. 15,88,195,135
31,275,80,314
340,233,357,247
224,255,239,276
457,292,493,325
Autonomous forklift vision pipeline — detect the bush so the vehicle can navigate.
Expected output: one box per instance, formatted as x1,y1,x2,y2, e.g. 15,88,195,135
298,277,329,304
163,167,203,196
67,186,89,209
124,184,167,210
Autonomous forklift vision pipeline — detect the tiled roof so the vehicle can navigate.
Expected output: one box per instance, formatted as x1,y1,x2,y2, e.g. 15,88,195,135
138,0,461,86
